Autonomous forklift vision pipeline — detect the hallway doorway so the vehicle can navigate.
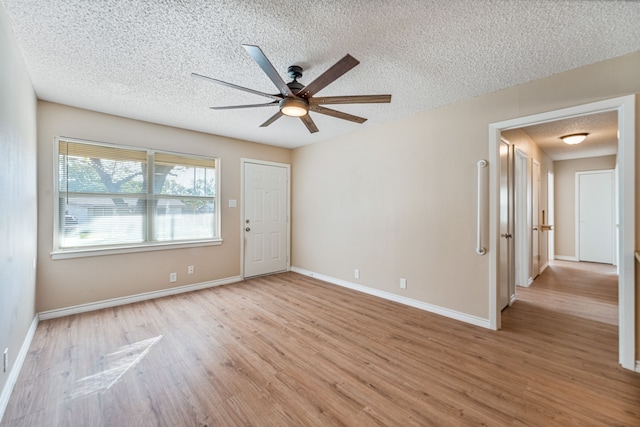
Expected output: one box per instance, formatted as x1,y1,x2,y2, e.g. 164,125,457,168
488,95,636,370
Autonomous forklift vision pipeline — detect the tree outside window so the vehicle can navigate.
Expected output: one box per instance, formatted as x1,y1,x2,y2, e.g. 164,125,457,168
56,138,219,250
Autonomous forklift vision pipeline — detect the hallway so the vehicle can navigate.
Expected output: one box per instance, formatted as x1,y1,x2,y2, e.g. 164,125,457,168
511,260,618,326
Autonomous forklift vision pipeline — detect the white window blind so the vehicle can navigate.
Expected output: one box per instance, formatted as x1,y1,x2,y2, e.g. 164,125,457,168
56,138,219,251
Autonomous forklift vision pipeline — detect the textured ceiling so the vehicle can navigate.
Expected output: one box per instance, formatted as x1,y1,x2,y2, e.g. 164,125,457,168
520,112,619,161
2,0,639,149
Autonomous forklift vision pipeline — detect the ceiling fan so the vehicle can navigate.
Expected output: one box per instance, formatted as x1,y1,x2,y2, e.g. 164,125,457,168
192,44,392,133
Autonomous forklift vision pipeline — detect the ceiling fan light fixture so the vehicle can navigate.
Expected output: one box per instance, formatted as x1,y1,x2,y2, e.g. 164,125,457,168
561,133,588,145
194,45,391,133
280,98,308,117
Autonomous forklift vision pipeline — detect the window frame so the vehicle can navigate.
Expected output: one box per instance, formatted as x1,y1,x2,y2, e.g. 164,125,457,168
51,136,222,259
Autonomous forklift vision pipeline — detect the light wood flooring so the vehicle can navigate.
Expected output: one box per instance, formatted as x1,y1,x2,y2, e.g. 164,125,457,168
2,261,639,426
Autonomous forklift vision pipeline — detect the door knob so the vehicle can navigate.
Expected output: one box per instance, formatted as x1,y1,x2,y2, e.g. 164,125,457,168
532,227,538,231
245,227,251,232
501,233,513,239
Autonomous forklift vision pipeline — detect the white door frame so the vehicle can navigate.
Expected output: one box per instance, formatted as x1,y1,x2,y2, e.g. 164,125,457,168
499,138,515,310
240,158,291,279
615,164,620,271
514,147,530,288
488,95,635,370
548,171,555,261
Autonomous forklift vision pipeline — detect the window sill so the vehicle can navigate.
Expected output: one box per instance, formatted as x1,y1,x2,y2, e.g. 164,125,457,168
51,239,223,260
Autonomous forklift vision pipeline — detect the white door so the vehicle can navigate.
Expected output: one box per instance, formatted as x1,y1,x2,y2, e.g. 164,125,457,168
514,148,529,287
243,161,289,278
531,160,540,279
577,170,614,264
499,139,514,310
548,172,555,261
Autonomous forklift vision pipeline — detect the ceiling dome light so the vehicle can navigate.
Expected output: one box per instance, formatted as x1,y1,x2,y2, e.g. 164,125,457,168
561,133,588,145
280,98,308,117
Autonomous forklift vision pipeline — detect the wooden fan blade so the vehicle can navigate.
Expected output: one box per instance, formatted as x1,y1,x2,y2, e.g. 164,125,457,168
210,102,279,110
243,45,294,97
296,54,360,99
300,114,319,133
260,111,284,127
191,73,281,100
309,105,367,124
310,95,392,105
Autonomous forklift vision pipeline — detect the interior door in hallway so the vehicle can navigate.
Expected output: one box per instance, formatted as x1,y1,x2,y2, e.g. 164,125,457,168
499,139,515,310
577,170,614,264
531,160,540,279
243,161,289,278
514,148,529,287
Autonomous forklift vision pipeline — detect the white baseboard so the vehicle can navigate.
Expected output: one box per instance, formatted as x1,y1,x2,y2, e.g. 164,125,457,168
0,315,38,423
636,360,640,373
554,255,579,262
39,276,242,320
540,262,549,273
291,267,490,329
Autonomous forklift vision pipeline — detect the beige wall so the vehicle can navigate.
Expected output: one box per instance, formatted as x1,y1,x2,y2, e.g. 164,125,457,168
500,129,554,272
554,156,617,259
36,102,291,312
291,52,640,328
0,6,38,400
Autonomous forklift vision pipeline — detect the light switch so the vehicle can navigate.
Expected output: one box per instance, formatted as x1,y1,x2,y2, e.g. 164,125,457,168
228,199,237,208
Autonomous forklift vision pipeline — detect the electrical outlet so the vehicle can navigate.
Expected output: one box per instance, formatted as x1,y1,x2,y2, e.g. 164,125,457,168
3,348,8,373
170,272,177,283
400,278,407,289
354,269,360,279
188,265,194,275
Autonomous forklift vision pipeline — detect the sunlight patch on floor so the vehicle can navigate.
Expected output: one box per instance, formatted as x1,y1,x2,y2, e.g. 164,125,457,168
66,335,163,401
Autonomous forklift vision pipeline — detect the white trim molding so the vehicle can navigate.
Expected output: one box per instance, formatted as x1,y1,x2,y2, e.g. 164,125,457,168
540,262,549,274
553,255,579,262
0,316,38,422
39,276,242,320
291,267,491,329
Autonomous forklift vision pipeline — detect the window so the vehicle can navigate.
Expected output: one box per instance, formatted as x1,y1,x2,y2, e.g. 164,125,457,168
55,138,220,254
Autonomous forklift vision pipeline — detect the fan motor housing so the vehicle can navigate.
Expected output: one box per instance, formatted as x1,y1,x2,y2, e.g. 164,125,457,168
287,65,303,80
